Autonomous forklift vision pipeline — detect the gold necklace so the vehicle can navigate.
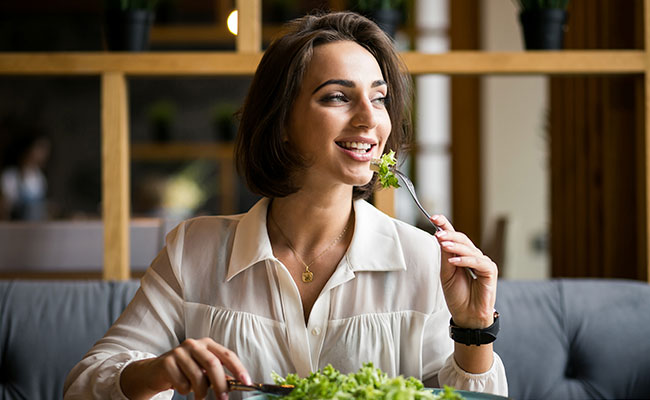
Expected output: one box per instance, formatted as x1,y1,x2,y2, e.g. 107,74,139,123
270,212,351,283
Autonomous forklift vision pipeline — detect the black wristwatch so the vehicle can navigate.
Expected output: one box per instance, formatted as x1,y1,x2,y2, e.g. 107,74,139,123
449,311,500,346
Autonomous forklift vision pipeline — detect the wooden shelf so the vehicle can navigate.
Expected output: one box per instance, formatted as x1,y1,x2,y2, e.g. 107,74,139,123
402,50,645,75
131,142,234,160
150,25,286,45
0,52,261,76
150,25,235,44
0,50,644,76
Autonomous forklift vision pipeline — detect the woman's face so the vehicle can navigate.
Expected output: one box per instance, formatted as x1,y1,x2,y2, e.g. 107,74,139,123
287,40,391,191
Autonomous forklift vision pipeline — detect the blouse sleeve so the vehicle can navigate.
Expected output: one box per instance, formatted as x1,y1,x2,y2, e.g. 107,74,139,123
63,224,187,400
421,278,508,397
437,352,508,396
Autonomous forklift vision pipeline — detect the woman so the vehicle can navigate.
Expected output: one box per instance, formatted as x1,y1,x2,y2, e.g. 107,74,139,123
64,11,507,400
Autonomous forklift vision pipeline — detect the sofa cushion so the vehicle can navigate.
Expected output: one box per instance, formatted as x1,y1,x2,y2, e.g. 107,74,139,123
0,280,139,400
495,279,650,400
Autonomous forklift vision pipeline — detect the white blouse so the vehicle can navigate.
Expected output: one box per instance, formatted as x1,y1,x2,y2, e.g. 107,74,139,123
64,198,507,399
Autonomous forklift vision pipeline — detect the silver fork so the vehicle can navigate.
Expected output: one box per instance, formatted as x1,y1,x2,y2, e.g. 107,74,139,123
381,166,478,280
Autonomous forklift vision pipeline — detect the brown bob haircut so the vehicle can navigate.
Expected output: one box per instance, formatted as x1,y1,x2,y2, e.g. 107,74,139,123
235,11,412,200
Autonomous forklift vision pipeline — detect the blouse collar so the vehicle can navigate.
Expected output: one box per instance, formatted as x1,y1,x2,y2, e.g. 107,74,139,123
226,197,407,282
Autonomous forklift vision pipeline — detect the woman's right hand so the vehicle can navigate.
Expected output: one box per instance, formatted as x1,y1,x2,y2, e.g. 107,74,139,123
120,337,252,400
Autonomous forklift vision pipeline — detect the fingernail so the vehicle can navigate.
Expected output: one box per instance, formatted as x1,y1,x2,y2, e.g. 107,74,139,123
435,230,446,238
442,241,454,248
448,257,461,263
240,372,252,386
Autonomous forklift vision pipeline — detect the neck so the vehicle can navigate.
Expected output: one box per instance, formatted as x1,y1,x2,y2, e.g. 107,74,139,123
268,186,354,256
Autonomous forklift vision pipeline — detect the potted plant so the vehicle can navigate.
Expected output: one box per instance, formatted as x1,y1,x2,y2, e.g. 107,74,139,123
355,0,404,39
515,0,570,50
147,99,176,142
104,0,158,51
211,102,239,142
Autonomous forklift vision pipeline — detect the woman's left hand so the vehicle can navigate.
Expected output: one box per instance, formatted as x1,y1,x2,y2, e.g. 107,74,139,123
431,214,498,329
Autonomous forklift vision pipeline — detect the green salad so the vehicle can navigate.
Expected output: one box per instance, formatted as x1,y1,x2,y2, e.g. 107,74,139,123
371,150,400,189
271,363,464,400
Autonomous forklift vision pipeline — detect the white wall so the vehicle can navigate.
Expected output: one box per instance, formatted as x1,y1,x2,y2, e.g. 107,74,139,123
481,1,550,280
412,0,452,225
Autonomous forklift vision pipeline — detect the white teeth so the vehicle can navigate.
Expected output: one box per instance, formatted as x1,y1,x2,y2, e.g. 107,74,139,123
340,141,372,151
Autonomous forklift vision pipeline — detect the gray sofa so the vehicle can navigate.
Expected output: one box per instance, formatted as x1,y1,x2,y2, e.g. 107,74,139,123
1,279,649,399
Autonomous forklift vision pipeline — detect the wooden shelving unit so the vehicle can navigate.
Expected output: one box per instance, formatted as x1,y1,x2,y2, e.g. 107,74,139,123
1,0,650,281
131,142,234,160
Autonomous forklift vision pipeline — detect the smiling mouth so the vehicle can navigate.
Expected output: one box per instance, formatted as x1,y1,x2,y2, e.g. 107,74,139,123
336,141,375,154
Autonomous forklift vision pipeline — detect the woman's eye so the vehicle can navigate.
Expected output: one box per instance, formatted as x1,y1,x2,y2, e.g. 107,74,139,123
372,96,388,106
321,93,348,103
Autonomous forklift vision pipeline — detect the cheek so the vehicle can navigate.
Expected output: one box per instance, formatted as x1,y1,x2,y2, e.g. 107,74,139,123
290,105,331,135
378,112,392,146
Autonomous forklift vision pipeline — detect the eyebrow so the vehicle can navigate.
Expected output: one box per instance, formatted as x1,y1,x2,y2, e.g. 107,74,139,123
311,79,387,94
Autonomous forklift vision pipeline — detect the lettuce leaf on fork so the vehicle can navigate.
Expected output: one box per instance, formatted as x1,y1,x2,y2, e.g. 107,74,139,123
371,150,400,189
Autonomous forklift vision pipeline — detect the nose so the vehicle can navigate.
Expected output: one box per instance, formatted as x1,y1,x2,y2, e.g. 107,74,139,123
351,97,378,130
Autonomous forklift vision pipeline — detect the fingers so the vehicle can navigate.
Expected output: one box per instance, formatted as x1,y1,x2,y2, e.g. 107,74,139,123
433,224,496,279
431,215,480,254
447,255,498,277
206,340,252,387
156,356,192,394
438,239,496,276
183,339,227,398
434,230,480,254
190,338,251,398
158,338,250,400
438,239,479,257
156,353,192,395
431,214,455,232
172,343,211,398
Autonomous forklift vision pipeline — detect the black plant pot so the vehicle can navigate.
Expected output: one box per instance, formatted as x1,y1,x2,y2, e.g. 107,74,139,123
104,9,154,51
152,121,171,142
370,8,401,39
519,9,567,50
214,119,238,142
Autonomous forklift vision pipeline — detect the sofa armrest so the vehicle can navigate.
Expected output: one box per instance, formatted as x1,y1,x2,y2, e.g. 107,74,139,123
495,279,650,399
0,280,139,400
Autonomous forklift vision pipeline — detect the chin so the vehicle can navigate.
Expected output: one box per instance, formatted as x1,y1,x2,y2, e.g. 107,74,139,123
349,171,374,187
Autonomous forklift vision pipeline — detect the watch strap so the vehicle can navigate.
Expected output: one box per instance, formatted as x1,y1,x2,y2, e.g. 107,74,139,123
449,311,500,346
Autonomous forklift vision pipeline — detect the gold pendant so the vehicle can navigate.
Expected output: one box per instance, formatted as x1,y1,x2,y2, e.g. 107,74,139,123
302,270,314,283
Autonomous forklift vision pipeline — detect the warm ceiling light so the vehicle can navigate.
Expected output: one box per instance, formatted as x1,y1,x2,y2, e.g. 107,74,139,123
227,10,238,36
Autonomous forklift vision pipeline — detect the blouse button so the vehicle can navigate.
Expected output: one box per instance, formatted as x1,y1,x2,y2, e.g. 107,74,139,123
311,327,321,336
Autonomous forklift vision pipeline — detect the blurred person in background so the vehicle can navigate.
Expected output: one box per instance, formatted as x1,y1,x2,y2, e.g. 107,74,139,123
0,126,51,221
